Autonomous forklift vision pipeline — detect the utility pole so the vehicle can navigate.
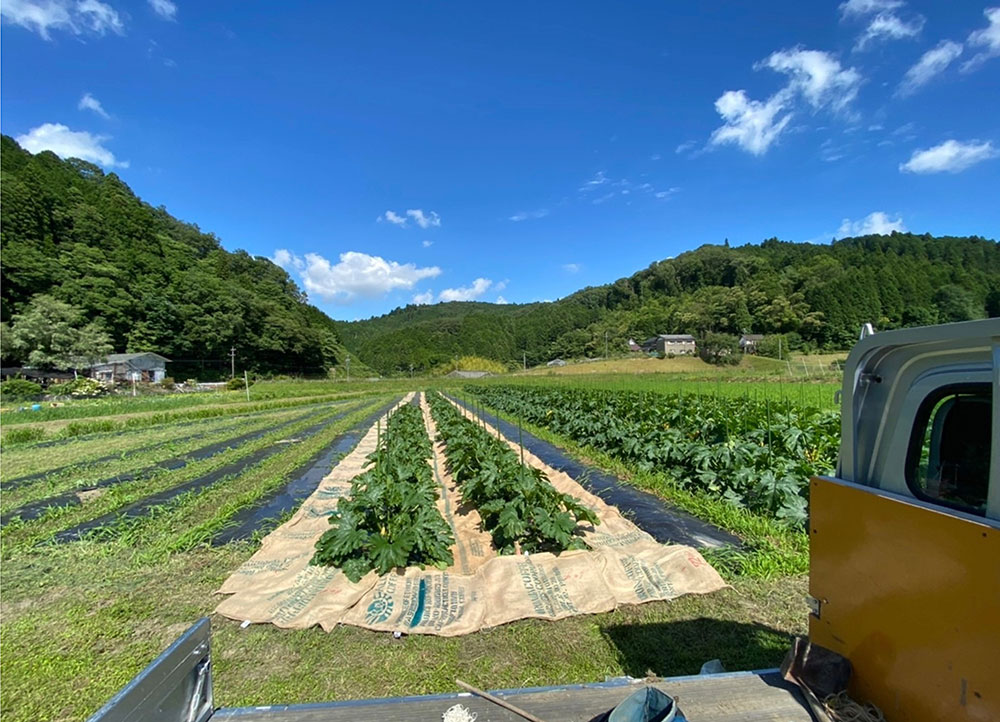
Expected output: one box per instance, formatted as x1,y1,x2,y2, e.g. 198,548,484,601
409,363,414,378
345,355,350,383
523,350,526,371
230,347,236,379
778,336,782,362
605,331,609,360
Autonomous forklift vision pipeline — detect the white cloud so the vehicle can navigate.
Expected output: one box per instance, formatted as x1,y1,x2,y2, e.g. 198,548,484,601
839,0,902,19
494,279,508,292
412,290,434,305
710,47,864,156
899,139,999,174
16,123,127,168
1,0,123,39
78,92,110,119
509,208,549,222
422,240,433,247
854,12,924,50
591,191,617,204
962,7,1000,72
579,170,608,191
654,187,680,199
839,0,923,51
650,153,662,160
406,209,441,228
709,89,793,155
674,141,696,155
897,41,963,96
147,0,176,20
562,263,581,273
836,211,906,238
495,295,509,305
759,48,862,112
380,210,408,226
439,278,492,302
271,250,441,303
270,249,303,270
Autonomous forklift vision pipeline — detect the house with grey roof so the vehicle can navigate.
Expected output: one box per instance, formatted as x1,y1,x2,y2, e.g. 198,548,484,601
642,334,697,355
89,353,170,384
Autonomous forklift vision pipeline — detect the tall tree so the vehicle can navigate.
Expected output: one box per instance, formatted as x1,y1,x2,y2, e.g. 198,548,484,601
5,295,113,373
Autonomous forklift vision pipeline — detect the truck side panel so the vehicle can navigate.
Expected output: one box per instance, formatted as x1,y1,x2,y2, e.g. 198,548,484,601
809,476,1000,722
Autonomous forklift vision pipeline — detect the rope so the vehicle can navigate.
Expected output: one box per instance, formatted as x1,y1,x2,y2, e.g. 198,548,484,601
442,704,478,722
823,691,886,722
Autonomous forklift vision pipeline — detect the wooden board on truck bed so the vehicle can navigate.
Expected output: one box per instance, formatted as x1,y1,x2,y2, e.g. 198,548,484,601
211,669,812,722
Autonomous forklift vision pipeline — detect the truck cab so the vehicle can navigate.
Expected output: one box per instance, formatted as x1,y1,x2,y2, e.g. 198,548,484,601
809,318,999,721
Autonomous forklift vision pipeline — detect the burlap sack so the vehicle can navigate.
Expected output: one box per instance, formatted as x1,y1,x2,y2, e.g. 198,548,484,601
215,392,728,636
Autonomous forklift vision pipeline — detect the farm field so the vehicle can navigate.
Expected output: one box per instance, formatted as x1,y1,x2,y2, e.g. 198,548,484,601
0,375,828,721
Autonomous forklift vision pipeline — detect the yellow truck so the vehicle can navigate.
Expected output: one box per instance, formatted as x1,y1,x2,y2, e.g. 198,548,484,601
86,318,999,722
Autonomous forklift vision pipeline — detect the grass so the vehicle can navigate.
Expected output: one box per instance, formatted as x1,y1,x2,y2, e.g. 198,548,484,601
0,404,335,500
0,403,365,552
0,379,815,721
470,373,840,410
0,542,806,721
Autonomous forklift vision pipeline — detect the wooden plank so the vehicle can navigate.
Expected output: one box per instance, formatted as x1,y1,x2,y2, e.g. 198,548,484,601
212,671,812,722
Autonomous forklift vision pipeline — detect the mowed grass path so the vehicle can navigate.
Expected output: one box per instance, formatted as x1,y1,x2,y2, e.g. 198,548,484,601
0,378,818,721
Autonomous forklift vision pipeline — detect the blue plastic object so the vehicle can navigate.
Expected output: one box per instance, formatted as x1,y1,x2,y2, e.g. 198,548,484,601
31,404,42,411
608,686,676,722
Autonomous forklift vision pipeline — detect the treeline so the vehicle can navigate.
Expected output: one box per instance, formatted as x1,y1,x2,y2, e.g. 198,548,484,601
340,235,999,374
0,136,350,378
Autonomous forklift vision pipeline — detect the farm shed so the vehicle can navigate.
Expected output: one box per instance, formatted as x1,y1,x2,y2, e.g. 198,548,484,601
445,370,491,379
740,334,764,353
89,353,170,383
0,367,75,384
643,334,696,355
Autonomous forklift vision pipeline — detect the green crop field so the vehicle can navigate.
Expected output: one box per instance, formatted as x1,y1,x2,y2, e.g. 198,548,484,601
0,374,833,721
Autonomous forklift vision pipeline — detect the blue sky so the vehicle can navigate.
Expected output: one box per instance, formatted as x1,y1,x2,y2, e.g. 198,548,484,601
2,1,999,320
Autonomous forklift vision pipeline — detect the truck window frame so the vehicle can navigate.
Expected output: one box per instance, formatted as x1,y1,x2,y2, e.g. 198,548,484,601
904,382,992,517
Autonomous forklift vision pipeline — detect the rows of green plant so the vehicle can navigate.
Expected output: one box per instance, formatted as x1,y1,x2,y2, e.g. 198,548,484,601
0,392,359,445
0,403,359,553
477,374,840,410
428,392,598,554
467,385,839,525
0,405,335,513
0,404,330,483
312,402,454,581
88,397,389,554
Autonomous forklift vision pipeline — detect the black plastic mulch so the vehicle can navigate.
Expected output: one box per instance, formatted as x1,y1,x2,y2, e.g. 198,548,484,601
45,402,371,542
212,396,405,544
446,393,741,550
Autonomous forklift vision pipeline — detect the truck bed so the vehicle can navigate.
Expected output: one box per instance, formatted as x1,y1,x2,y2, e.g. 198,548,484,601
211,669,812,722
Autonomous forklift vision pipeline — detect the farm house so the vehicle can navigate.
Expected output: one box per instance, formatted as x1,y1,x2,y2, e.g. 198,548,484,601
88,353,170,383
642,334,697,355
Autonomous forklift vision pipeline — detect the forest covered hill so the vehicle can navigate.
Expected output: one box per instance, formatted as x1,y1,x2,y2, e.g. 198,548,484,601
339,233,1000,373
0,136,359,378
2,136,996,377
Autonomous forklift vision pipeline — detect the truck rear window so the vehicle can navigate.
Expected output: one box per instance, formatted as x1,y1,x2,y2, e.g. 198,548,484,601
905,384,992,516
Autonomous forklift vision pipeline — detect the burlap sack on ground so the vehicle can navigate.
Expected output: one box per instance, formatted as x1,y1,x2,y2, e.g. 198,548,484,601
215,392,727,636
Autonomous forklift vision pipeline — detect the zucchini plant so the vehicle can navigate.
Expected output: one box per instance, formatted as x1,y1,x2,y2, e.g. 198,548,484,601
312,402,454,581
428,393,598,554
466,385,839,526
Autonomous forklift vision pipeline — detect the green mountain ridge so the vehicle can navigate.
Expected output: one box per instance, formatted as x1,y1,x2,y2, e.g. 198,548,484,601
339,234,1000,374
2,136,997,378
0,135,368,379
